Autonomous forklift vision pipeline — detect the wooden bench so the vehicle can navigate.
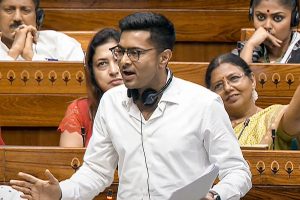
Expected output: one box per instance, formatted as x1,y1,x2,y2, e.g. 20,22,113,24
0,62,86,146
38,0,252,62
0,146,116,200
1,62,299,145
240,28,255,42
1,146,300,199
242,150,300,199
40,0,249,9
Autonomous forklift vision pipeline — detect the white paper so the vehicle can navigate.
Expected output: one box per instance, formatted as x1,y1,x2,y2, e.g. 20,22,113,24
169,164,219,200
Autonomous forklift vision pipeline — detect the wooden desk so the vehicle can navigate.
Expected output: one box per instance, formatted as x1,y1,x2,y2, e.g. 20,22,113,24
1,61,300,145
242,150,300,199
1,147,300,199
1,61,299,126
0,61,86,146
0,146,117,200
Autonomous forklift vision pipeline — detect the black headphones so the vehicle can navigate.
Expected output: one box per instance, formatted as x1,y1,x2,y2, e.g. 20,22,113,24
249,0,299,27
34,0,44,29
36,8,45,29
127,70,173,107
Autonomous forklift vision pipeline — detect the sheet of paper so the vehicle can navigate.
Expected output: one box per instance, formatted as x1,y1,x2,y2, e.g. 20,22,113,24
169,164,219,200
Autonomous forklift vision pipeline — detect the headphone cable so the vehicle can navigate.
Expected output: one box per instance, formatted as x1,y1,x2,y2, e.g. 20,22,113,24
140,112,151,200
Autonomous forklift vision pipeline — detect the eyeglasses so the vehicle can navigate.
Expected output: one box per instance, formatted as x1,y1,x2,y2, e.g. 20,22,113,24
211,73,246,93
109,46,155,62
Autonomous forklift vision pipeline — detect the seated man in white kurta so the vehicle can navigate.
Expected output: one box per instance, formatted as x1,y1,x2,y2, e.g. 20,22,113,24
0,0,84,61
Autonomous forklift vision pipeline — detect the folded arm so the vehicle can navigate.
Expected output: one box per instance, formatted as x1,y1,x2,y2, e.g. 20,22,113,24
240,27,282,64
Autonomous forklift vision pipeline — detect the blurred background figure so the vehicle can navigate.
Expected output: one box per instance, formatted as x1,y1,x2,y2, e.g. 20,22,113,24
234,0,300,63
206,53,300,149
58,28,123,147
0,0,84,61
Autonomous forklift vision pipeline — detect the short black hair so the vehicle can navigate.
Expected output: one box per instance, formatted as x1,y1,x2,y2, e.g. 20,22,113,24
205,53,253,88
119,12,176,51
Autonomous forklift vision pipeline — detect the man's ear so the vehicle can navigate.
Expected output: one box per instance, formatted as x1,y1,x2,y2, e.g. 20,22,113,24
159,49,172,68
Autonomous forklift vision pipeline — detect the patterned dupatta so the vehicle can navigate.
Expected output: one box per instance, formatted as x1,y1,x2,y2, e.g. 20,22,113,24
234,104,286,148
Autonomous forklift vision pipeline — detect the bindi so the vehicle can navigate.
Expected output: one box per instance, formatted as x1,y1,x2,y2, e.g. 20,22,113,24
267,9,270,12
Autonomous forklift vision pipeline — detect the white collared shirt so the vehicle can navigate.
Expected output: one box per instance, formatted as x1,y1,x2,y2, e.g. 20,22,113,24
0,30,84,61
60,77,252,200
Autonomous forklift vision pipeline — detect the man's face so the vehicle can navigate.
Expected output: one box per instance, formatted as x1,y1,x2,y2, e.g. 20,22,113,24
117,30,161,91
0,0,36,42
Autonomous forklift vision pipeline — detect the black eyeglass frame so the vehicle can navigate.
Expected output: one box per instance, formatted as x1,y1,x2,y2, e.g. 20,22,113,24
109,45,155,62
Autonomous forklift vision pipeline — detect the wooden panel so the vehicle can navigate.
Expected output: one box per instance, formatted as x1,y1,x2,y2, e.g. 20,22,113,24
63,31,236,61
240,28,255,41
14,58,289,101
1,62,300,128
169,62,300,98
242,150,300,198
2,147,300,199
41,1,249,62
1,62,298,146
41,0,249,9
0,95,81,126
172,42,236,62
252,64,300,97
2,127,59,146
0,62,86,94
42,9,252,42
243,150,300,185
0,146,118,200
3,147,85,182
256,97,291,108
244,186,300,200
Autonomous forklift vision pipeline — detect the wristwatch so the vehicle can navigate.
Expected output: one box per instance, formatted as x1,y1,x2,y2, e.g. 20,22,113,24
209,190,221,200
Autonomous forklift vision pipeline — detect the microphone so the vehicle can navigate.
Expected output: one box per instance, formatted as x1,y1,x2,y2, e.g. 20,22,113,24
81,127,86,147
272,129,276,150
238,118,250,140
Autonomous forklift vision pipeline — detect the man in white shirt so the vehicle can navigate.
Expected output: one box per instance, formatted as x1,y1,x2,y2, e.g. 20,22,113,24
10,12,252,200
0,0,84,61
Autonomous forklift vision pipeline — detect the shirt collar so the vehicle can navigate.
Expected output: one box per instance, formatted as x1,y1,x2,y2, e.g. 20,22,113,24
121,71,180,112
